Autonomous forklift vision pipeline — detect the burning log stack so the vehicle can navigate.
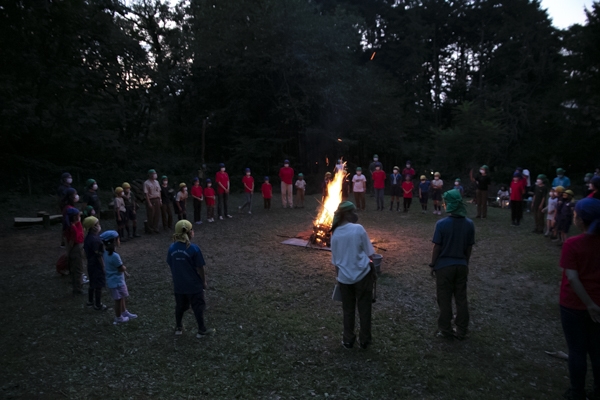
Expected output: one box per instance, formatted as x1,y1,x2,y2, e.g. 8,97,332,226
309,163,346,248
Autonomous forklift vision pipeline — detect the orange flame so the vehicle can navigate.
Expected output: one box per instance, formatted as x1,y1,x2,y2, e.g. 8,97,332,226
314,163,346,228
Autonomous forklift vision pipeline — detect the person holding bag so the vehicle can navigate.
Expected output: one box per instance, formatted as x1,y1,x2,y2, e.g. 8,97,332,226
330,201,375,350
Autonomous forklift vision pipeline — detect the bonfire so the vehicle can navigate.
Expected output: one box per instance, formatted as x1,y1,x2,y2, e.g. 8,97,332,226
310,163,346,247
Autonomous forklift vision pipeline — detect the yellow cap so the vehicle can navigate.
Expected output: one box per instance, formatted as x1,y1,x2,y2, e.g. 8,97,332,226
555,186,565,193
434,172,441,177
565,190,574,196
122,182,131,189
82,216,99,230
420,175,426,180
175,219,192,234
115,187,123,194
179,182,187,188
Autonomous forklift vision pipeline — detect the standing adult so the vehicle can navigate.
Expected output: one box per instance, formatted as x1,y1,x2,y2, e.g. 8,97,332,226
559,198,600,400
532,174,549,234
144,169,162,233
470,165,491,219
57,172,73,247
402,161,415,180
553,168,572,189
279,160,294,208
160,175,174,231
372,165,386,211
368,154,383,196
429,189,475,340
389,167,402,211
330,201,375,349
216,163,232,220
352,167,367,211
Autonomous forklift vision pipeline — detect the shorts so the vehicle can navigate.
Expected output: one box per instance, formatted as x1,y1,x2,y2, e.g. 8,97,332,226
557,218,572,234
431,189,442,201
117,211,128,228
110,284,129,300
390,186,401,197
126,208,137,221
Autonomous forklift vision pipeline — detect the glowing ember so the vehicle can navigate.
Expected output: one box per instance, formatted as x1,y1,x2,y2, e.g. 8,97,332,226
311,162,346,247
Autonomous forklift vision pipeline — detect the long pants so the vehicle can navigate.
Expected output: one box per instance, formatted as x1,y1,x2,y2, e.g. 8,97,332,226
281,183,293,208
175,292,207,333
435,265,469,336
420,194,429,210
88,287,102,308
206,205,215,220
534,206,545,232
295,189,305,208
339,272,373,346
147,198,161,232
561,305,600,399
193,199,202,222
403,197,412,211
68,243,84,293
476,189,488,218
240,192,253,212
264,198,271,209
374,188,384,210
510,200,523,224
354,192,365,210
161,202,173,229
217,193,229,217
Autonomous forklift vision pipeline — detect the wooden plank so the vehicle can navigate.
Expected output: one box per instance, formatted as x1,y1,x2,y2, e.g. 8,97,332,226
14,215,63,227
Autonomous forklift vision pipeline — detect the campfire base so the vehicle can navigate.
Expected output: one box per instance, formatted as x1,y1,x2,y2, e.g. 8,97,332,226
280,238,331,251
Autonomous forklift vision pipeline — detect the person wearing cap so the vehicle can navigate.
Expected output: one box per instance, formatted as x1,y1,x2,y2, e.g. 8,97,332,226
429,189,475,340
83,216,107,310
558,197,600,400
584,173,594,197
261,177,272,209
389,166,402,211
368,155,383,196
431,172,444,215
57,173,74,247
510,172,526,226
402,161,415,180
322,172,333,202
82,179,101,217
453,178,464,196
557,190,576,245
335,159,344,172
175,183,188,221
65,208,85,294
101,230,137,325
588,176,600,200
216,163,233,219
160,176,174,230
167,220,215,338
402,174,414,213
294,173,306,208
552,168,572,189
204,179,216,222
544,188,559,238
113,187,128,243
190,177,204,225
144,169,162,234
331,201,376,349
239,168,254,214
418,175,431,213
470,165,491,219
352,168,367,211
531,174,549,234
279,160,294,208
122,182,140,238
372,165,386,211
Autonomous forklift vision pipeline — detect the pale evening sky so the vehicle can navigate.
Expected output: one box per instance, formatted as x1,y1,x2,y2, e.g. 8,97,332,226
540,0,596,28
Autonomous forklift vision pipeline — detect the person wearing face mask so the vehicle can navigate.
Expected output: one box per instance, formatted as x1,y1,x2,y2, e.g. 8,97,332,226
331,201,376,349
552,168,572,189
82,179,101,217
531,174,549,234
204,179,216,222
402,161,415,180
279,160,294,209
190,177,204,225
470,165,491,219
160,176,174,230
216,163,233,219
239,168,254,214
65,207,85,295
352,167,367,211
175,183,188,221
83,216,107,310
453,178,464,196
57,173,74,247
144,169,162,233
368,155,383,196
122,182,140,239
389,167,402,211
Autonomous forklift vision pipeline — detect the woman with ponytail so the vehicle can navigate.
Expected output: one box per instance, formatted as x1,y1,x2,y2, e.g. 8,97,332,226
559,197,600,400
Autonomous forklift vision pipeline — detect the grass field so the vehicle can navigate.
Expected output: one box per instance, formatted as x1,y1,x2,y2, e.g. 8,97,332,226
0,192,581,399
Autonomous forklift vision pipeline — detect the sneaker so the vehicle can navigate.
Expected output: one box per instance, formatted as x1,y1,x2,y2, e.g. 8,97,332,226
248,211,252,215
93,303,108,311
358,341,369,350
219,216,224,220
196,328,216,338
175,326,183,336
82,275,89,284
195,221,202,225
113,316,129,324
86,301,94,307
435,331,454,340
209,218,214,223
342,341,354,349
122,310,137,319
226,215,233,218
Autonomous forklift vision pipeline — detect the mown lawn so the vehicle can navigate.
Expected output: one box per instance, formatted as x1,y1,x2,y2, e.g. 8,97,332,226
0,192,578,399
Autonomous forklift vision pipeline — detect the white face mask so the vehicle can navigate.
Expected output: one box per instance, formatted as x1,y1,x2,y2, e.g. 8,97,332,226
373,158,378,162
393,170,398,174
357,172,362,175
479,170,485,174
536,179,543,185
92,184,98,190
163,181,168,186
284,164,289,167
406,165,410,168
455,182,459,186
246,172,251,176
183,188,187,192
97,224,101,232
74,194,80,202
207,183,212,187
220,168,225,172
66,178,73,184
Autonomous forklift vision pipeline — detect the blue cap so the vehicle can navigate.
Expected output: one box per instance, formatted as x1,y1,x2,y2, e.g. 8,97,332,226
66,207,80,216
193,177,199,182
219,163,225,168
245,168,251,172
265,176,270,180
513,172,522,178
284,160,289,164
100,230,119,241
206,178,211,183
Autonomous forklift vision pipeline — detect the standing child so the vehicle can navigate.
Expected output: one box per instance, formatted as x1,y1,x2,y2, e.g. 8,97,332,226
352,167,367,211
262,177,272,209
57,172,73,247
431,172,444,215
65,208,85,294
175,183,188,221
101,230,137,325
160,176,174,230
543,189,558,237
454,179,464,196
322,172,332,202
167,220,215,338
239,168,254,214
83,216,107,310
557,190,575,245
191,177,204,224
216,163,232,220
204,179,216,222
510,172,525,226
113,187,128,243
372,165,386,211
122,182,140,239
82,179,101,216
294,173,306,208
389,166,402,211
532,174,549,234
402,175,414,212
418,175,430,213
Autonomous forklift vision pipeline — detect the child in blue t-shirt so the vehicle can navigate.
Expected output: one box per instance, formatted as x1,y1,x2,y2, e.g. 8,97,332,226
100,230,137,324
454,179,464,196
418,175,431,213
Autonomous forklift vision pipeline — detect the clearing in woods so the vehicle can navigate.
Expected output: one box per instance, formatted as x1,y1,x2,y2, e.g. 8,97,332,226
0,193,574,399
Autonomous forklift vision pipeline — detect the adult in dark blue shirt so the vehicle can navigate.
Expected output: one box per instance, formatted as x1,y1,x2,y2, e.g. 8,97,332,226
429,189,475,340
167,220,215,338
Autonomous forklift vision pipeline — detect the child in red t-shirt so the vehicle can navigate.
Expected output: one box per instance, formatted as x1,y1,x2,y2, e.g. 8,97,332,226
65,208,85,294
372,166,386,211
402,175,414,213
191,177,204,225
510,173,525,226
239,168,255,214
203,179,216,222
262,177,272,209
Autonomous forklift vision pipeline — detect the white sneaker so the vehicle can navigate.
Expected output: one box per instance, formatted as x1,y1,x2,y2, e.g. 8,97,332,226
195,221,202,225
248,211,252,214
208,218,214,223
219,216,224,220
122,310,137,319
226,215,233,218
113,316,129,325
82,275,89,284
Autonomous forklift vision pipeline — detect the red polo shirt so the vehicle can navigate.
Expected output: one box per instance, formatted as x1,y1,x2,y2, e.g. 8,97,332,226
242,176,254,193
204,187,215,206
261,183,272,199
560,233,600,310
215,172,229,194
372,170,386,189
279,167,294,185
191,185,203,199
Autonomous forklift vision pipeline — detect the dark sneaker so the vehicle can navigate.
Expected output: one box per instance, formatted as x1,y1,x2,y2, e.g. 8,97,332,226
196,328,216,338
358,341,369,350
342,341,354,349
93,303,108,311
86,301,94,308
435,331,454,340
453,331,468,341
